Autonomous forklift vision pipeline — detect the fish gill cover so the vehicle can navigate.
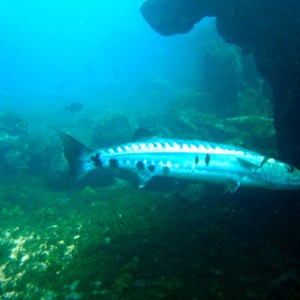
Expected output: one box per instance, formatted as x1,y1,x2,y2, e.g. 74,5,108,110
0,0,299,299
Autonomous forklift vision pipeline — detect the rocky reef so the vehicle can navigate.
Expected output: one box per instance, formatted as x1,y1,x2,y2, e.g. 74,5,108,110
141,0,300,167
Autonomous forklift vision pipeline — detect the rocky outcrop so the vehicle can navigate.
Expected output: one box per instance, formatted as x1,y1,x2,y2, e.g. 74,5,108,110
141,0,300,166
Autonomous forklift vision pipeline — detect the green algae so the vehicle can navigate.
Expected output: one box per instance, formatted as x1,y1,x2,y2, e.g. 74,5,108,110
0,112,27,136
0,169,299,299
37,207,55,222
1,205,24,218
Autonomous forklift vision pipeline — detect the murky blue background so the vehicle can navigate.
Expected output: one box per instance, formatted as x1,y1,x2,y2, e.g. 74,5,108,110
0,0,216,102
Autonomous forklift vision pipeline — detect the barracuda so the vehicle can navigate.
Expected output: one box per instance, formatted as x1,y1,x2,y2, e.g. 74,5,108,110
58,131,300,192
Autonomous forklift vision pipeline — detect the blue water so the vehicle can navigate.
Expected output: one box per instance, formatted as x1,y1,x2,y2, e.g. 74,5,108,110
0,1,216,103
1,1,298,299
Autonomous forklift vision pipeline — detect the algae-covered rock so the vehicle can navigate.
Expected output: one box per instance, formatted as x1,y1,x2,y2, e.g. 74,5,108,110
218,115,276,154
91,114,136,148
1,205,24,218
168,107,219,140
141,0,300,166
237,86,272,117
37,207,55,222
0,112,27,136
201,42,242,117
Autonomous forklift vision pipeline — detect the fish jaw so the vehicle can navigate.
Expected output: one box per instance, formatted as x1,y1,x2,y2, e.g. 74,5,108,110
286,169,300,189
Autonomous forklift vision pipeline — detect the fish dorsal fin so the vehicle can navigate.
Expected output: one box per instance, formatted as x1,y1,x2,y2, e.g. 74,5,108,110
133,127,156,141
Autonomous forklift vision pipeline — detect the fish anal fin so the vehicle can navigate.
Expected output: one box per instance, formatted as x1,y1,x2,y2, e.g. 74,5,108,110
137,170,153,188
224,180,240,193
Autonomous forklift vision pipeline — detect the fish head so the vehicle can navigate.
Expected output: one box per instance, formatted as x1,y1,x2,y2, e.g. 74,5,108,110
262,158,300,190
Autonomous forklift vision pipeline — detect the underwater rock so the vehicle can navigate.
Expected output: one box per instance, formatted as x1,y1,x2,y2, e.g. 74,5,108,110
0,113,30,173
141,0,213,36
141,0,300,166
219,116,273,131
168,109,275,154
91,114,136,148
166,88,275,152
218,116,276,154
0,112,27,135
201,43,242,117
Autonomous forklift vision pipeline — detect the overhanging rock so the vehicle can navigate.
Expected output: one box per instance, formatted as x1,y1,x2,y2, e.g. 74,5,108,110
141,0,300,167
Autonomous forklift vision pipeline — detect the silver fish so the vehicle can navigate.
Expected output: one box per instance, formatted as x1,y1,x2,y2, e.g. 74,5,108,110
58,131,300,192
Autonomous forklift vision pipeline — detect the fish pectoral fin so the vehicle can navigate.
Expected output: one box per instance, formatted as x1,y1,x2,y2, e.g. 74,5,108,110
224,180,240,193
137,170,153,188
236,158,260,172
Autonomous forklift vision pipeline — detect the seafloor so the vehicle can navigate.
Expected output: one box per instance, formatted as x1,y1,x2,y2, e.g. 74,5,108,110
1,172,300,299
1,72,300,299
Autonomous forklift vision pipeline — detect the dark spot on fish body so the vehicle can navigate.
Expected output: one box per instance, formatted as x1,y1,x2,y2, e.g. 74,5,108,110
162,166,170,175
148,164,155,172
109,158,119,168
136,161,145,170
205,154,210,166
91,153,102,167
195,156,199,164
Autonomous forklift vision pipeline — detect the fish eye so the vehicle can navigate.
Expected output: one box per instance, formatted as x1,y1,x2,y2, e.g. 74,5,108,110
287,165,295,173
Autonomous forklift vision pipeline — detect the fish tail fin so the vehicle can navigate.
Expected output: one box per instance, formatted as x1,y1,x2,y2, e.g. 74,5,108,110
56,130,96,186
